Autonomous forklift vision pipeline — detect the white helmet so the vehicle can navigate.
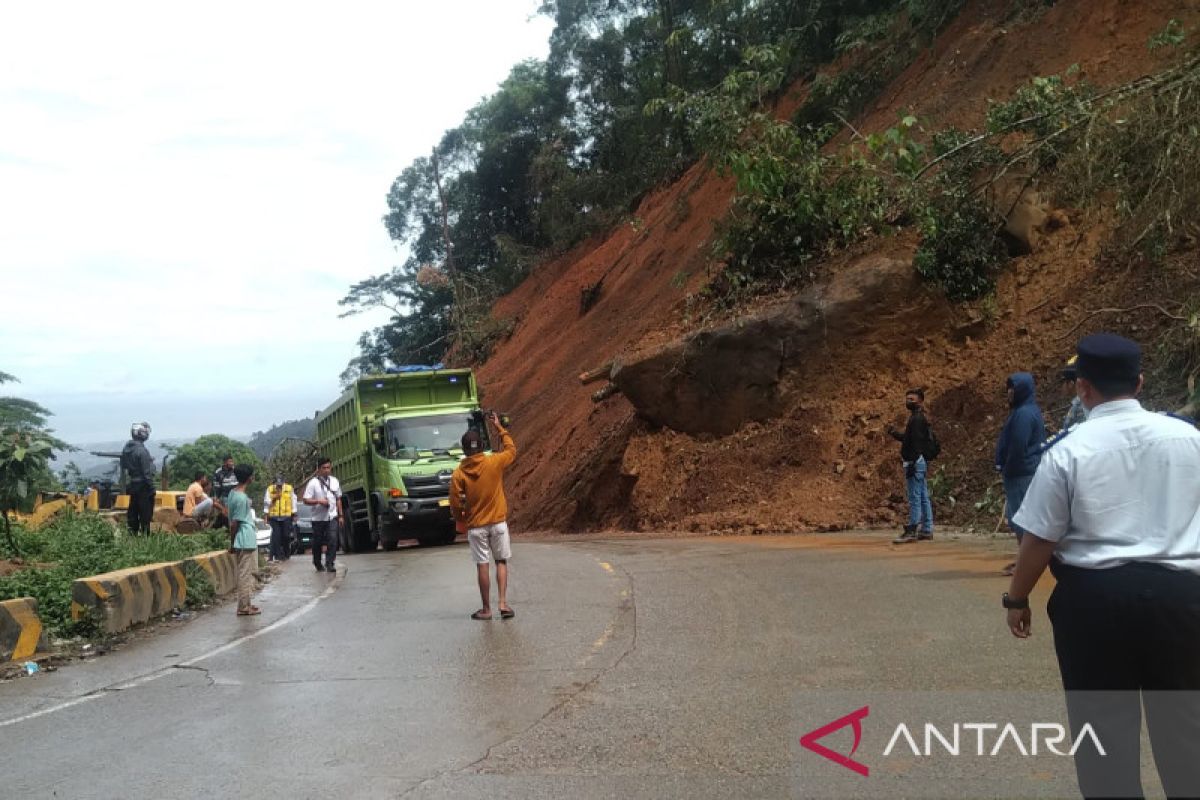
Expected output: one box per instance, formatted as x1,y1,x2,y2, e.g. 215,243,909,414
131,422,151,441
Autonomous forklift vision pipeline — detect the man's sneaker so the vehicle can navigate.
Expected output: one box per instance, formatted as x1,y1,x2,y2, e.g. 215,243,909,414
917,531,934,541
326,564,337,572
892,526,919,544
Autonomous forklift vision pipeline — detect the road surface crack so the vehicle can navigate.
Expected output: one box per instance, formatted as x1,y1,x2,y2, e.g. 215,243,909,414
172,664,216,687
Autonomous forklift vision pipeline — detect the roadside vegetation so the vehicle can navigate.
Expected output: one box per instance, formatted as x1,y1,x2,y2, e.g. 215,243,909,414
0,514,227,637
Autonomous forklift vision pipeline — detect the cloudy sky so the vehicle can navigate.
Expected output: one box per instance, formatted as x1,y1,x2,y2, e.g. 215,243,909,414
0,0,552,444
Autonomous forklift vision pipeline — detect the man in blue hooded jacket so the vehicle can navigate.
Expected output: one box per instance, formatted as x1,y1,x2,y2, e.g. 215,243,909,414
996,373,1046,570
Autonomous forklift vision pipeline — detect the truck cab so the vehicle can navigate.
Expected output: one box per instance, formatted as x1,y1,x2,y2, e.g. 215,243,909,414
316,368,489,551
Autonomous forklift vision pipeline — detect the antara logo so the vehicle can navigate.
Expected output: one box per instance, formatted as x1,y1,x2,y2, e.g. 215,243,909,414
800,706,1105,776
800,706,871,776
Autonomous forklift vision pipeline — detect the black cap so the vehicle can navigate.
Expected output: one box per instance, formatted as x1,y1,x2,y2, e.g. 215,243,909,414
1076,333,1141,385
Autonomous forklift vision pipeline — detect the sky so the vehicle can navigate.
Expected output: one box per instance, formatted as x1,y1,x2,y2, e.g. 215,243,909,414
0,0,553,444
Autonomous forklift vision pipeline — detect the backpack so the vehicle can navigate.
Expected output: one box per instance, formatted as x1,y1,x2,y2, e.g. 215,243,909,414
925,428,941,461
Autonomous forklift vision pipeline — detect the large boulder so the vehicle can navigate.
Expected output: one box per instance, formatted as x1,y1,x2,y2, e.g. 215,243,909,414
613,254,929,434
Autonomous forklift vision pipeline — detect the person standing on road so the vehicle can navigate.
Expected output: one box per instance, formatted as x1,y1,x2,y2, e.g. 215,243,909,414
450,412,517,620
1004,333,1200,798
212,455,239,499
120,422,156,535
995,373,1046,575
263,475,296,563
212,455,239,528
887,389,937,544
1059,356,1088,432
303,457,343,573
226,464,261,617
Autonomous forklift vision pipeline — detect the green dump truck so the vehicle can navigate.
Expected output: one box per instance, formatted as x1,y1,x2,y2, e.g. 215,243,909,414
315,368,489,551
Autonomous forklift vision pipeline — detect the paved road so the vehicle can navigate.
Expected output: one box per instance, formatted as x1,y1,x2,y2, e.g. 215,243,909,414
0,533,1164,798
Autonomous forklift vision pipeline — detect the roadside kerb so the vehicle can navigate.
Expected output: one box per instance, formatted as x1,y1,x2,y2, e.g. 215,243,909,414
0,597,49,662
185,550,239,596
69,550,238,635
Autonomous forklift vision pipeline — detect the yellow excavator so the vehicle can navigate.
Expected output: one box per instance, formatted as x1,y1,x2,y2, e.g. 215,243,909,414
17,453,186,531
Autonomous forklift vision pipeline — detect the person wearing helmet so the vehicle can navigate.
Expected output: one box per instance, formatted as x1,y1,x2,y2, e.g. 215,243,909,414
120,422,156,535
1060,356,1088,431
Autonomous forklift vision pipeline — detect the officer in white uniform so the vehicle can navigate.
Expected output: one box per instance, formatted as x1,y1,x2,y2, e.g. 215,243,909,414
1002,333,1200,798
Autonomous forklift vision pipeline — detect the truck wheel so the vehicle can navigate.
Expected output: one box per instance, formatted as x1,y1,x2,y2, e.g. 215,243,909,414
380,538,399,551
437,529,458,546
352,526,376,552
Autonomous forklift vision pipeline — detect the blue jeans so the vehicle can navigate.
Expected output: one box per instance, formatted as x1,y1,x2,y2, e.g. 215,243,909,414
905,456,933,533
1003,474,1035,541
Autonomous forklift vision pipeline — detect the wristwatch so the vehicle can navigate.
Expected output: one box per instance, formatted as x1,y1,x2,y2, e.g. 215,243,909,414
1002,593,1029,610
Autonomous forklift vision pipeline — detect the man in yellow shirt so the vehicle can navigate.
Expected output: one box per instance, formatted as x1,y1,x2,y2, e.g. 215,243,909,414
262,475,297,563
450,412,517,620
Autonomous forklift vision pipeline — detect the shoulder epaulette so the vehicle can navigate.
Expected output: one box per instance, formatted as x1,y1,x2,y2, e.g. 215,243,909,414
1040,426,1074,453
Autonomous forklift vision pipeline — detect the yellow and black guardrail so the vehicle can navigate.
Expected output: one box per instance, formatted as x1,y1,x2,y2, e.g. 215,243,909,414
1,597,49,662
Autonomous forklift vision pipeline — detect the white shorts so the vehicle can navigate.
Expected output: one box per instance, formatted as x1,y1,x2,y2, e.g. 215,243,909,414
468,521,511,564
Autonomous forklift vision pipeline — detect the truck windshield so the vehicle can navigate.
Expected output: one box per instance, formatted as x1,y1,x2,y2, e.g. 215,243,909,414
382,414,479,460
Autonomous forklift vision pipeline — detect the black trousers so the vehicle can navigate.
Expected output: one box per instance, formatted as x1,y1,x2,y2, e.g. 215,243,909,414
268,517,292,561
1048,560,1200,799
125,482,155,535
311,520,336,569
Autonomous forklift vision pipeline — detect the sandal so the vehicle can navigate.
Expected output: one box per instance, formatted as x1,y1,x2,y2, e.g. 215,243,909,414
237,607,261,616
499,607,515,619
1001,562,1016,576
470,610,492,620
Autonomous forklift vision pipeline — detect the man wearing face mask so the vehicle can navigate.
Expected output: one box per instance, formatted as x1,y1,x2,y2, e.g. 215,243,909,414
1003,333,1200,798
887,388,938,544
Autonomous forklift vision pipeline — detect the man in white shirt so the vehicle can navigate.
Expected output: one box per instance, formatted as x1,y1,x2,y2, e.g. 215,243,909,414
1004,333,1200,798
302,457,344,573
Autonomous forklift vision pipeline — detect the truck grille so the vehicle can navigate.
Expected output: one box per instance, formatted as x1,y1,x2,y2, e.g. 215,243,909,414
402,473,451,498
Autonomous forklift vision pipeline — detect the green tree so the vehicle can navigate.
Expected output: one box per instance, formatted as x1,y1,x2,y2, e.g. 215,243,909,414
0,372,71,556
166,434,266,499
58,461,88,493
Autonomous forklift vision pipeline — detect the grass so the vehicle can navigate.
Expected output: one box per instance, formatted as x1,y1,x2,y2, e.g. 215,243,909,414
0,512,229,637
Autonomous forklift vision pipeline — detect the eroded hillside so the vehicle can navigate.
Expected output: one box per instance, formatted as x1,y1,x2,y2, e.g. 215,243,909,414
477,0,1200,534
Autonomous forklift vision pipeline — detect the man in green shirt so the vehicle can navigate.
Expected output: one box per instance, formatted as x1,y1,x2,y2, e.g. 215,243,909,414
226,464,260,616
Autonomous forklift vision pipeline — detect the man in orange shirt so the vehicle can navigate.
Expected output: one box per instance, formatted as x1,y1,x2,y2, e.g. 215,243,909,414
450,412,517,620
182,472,215,525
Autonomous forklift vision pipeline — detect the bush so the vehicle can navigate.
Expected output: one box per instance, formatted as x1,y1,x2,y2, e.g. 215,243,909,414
914,198,1008,301
0,512,230,637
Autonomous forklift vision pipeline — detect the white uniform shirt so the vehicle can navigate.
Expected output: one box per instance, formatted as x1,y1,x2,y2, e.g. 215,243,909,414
1014,399,1200,572
303,475,342,522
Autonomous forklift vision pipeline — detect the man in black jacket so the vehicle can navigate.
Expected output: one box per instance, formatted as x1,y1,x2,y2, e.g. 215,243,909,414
120,422,156,535
887,388,935,544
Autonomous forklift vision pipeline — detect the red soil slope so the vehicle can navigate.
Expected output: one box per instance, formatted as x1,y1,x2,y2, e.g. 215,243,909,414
477,0,1200,534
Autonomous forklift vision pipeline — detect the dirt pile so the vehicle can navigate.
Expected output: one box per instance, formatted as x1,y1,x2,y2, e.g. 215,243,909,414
476,0,1200,534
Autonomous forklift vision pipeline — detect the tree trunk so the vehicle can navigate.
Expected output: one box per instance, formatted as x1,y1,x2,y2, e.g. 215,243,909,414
2,510,19,559
431,147,466,353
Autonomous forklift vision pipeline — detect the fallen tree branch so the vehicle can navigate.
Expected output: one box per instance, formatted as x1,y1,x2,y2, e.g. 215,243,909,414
1056,304,1187,341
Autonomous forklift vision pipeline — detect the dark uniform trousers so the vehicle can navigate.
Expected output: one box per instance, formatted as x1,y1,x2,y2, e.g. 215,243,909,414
311,519,337,570
1048,560,1200,799
126,481,156,535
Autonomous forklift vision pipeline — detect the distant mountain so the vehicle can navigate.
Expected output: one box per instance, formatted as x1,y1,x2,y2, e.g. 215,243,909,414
247,417,317,460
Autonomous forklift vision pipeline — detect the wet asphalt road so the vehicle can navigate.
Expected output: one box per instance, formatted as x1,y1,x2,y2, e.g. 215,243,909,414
0,533,1162,798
